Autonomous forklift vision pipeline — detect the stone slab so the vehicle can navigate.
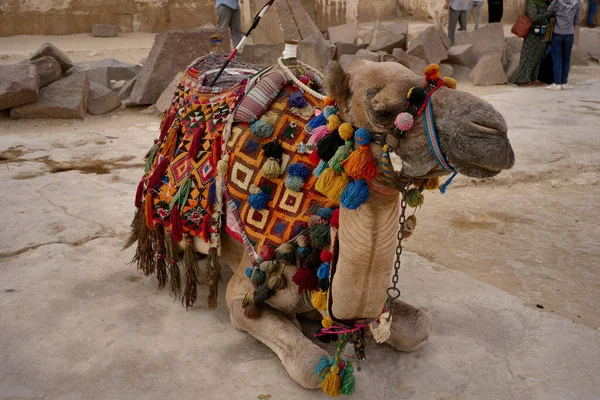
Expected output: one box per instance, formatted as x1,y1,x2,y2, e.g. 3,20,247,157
579,28,600,61
25,56,62,88
328,23,358,45
240,43,284,68
30,42,74,74
455,23,506,63
446,44,475,67
154,72,184,115
298,34,336,72
91,24,119,37
10,72,89,119
407,26,448,65
87,82,122,115
469,53,507,86
392,48,427,75
0,64,40,111
70,59,141,88
128,28,231,106
367,20,409,53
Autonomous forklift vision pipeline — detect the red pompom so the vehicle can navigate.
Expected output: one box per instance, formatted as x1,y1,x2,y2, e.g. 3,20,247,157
320,250,333,262
292,267,318,293
299,76,310,85
330,209,340,229
259,245,277,261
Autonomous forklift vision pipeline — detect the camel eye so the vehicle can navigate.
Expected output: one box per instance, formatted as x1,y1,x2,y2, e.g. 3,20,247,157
376,109,393,119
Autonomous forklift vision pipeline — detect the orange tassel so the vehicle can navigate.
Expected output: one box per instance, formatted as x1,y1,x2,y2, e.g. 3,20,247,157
144,192,154,230
342,145,377,180
163,127,178,160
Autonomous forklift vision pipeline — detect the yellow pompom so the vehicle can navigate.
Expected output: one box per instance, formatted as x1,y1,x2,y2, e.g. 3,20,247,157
322,316,334,329
338,123,354,141
424,64,441,81
443,77,457,89
311,290,328,311
324,172,349,204
322,365,342,396
327,114,342,131
424,177,440,190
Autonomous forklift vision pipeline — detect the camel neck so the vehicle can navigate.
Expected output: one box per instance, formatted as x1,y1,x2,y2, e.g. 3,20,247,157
330,190,400,320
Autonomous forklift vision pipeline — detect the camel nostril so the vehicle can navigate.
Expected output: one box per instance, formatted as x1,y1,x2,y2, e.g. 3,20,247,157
470,121,508,136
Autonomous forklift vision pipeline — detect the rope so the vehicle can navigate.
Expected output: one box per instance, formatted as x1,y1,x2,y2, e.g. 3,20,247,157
277,57,327,101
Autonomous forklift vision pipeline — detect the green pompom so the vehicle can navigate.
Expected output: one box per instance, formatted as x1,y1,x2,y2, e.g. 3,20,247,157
406,189,424,208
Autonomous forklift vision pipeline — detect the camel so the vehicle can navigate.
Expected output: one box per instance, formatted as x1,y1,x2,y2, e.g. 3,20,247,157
127,55,515,394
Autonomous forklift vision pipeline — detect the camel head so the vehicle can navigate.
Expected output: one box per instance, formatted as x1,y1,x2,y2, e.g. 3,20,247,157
325,60,515,184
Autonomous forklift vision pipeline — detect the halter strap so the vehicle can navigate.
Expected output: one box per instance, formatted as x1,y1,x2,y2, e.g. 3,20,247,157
424,98,455,174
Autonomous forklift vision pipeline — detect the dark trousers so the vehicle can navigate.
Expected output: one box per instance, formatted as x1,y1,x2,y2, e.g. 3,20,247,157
488,0,504,22
551,33,574,84
217,4,242,47
448,8,468,46
589,0,598,26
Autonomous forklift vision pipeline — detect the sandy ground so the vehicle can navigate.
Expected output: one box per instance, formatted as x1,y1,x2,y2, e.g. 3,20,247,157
1,32,600,399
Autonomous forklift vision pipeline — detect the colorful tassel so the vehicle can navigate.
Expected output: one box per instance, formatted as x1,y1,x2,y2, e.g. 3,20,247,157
424,177,440,190
340,363,356,395
182,235,198,309
201,213,211,243
250,120,275,139
317,208,333,220
251,268,266,286
289,90,308,108
253,284,275,304
170,203,183,243
134,178,145,208
259,245,277,261
144,192,154,229
310,224,331,248
206,247,221,310
162,127,178,160
275,243,294,261
292,267,317,293
342,145,377,181
317,262,330,279
243,303,261,319
406,188,424,208
144,140,159,173
242,291,254,308
268,269,287,290
328,144,353,173
330,209,340,229
147,156,169,188
313,160,328,177
317,132,345,163
159,112,176,142
314,356,333,382
248,186,270,210
207,177,216,208
315,168,336,195
308,125,331,147
324,172,350,204
341,179,370,210
285,162,309,192
307,113,327,131
189,127,203,161
311,290,328,311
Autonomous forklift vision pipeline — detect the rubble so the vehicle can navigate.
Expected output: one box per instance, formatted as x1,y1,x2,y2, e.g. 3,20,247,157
91,24,119,37
10,72,89,119
328,23,358,45
335,42,368,61
407,26,448,65
392,48,427,75
26,56,62,88
455,23,506,63
368,20,408,53
0,64,40,111
298,34,336,71
446,44,475,67
469,53,507,86
30,43,74,74
69,59,141,88
87,82,122,115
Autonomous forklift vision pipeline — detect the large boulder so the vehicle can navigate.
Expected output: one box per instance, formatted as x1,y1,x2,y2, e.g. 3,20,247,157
153,72,184,115
91,24,119,37
446,44,475,67
128,28,231,105
579,28,600,61
340,50,380,71
0,64,40,111
570,49,590,66
240,44,284,68
298,34,336,71
455,23,506,63
368,20,409,53
26,56,62,88
10,72,89,119
440,63,454,77
505,37,523,59
328,23,358,45
392,48,427,75
69,59,141,88
335,42,368,61
469,53,507,86
119,77,136,101
505,54,521,82
87,82,121,115
407,26,448,64
30,43,73,74
450,64,473,82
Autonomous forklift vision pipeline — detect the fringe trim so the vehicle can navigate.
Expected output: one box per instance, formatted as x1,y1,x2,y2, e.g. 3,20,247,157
206,247,221,310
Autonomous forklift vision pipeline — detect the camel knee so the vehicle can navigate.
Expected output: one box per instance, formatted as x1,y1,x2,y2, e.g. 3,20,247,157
388,302,432,352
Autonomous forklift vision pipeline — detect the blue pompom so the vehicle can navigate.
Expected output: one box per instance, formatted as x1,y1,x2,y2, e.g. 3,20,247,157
307,113,327,130
250,120,274,139
323,106,338,119
354,128,371,146
313,160,328,177
317,262,330,279
316,207,333,220
287,162,310,178
341,179,370,210
248,190,270,210
285,175,305,192
297,246,312,257
289,90,308,108
245,267,254,278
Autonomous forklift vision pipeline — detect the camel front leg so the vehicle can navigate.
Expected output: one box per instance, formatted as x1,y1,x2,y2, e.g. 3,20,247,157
385,299,432,352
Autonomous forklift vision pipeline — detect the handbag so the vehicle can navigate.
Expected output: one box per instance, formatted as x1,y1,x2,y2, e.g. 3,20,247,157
511,15,533,38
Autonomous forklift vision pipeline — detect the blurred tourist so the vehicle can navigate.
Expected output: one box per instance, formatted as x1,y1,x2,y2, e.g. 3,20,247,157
445,0,469,45
513,0,551,86
589,0,597,28
488,0,504,22
468,0,485,30
216,0,242,47
545,0,581,90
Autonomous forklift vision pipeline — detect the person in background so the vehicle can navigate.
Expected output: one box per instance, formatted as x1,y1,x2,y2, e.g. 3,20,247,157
445,0,469,45
589,0,598,28
513,0,551,85
216,0,242,47
467,0,485,30
488,0,504,22
545,0,581,90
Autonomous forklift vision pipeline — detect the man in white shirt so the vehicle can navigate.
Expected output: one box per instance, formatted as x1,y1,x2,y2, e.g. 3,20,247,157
216,0,242,47
445,0,469,45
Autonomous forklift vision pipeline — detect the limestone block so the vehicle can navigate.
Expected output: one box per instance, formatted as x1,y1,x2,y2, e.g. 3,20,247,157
368,20,409,53
30,43,73,74
298,34,336,72
69,59,141,88
328,23,358,45
119,77,137,101
91,24,119,37
440,63,454,77
128,28,231,106
335,42,368,61
469,54,507,86
10,72,89,119
579,28,600,61
25,57,62,88
392,48,427,75
570,49,590,66
449,64,473,82
240,44,284,68
0,64,40,111
155,72,185,115
340,51,380,71
455,23,506,63
87,82,121,115
505,37,523,59
407,26,448,65
505,54,520,82
446,44,475,67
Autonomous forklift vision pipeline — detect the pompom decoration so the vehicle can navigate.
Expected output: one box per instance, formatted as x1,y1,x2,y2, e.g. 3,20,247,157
330,208,340,229
292,267,318,293
338,123,354,140
317,132,345,162
307,113,328,130
285,176,305,191
325,97,336,106
313,160,328,177
316,207,333,220
322,316,334,329
250,120,274,138
406,189,425,208
323,106,338,119
259,260,278,274
317,262,330,279
262,141,284,178
307,125,331,147
326,114,342,131
289,90,309,108
263,140,284,159
320,250,333,262
394,112,414,131
248,187,270,210
354,128,371,146
408,87,427,106
299,76,311,85
311,290,328,311
259,245,277,261
287,163,310,179
342,145,377,181
424,64,441,81
341,179,370,210
444,77,457,89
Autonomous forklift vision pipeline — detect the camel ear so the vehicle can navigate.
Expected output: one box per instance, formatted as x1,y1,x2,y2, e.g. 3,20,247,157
325,61,348,103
